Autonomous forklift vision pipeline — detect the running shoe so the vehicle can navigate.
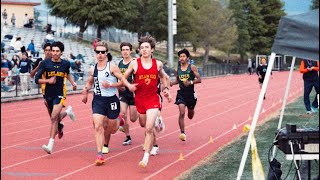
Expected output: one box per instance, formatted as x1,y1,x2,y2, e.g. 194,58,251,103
65,106,76,121
123,138,132,146
179,133,187,141
95,155,105,166
306,111,313,115
42,145,52,154
58,122,64,139
139,154,149,168
311,106,319,113
102,146,109,154
150,146,159,156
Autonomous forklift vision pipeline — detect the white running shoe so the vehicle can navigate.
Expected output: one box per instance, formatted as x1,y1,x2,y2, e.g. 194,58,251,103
150,146,159,156
102,146,109,154
139,153,149,168
179,133,187,141
123,138,132,146
65,106,76,121
42,145,52,154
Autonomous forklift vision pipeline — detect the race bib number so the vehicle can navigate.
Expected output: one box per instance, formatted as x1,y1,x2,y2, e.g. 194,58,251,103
110,102,118,110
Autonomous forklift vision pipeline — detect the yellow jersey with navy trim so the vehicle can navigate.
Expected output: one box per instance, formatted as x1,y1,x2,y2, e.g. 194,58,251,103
35,59,70,98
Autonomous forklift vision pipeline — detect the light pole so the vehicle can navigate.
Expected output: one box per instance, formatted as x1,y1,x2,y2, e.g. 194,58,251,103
168,0,177,68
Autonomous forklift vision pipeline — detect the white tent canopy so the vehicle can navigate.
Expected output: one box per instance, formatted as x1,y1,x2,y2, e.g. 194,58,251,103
237,9,319,179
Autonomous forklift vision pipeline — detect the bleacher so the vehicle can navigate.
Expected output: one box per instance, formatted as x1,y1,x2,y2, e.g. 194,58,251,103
1,25,97,100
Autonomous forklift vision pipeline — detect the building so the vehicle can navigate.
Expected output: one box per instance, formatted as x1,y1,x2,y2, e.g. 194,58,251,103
1,0,41,27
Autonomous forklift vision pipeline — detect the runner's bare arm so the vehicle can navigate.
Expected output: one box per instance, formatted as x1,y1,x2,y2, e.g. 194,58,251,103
121,60,137,92
67,73,77,91
191,65,201,84
170,68,179,87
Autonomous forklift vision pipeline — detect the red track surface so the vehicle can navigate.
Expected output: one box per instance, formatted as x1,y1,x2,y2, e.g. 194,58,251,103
1,72,303,180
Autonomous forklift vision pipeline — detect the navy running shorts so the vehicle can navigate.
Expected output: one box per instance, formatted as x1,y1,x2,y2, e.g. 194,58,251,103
44,95,65,113
175,90,197,110
258,77,265,84
119,93,135,106
92,95,120,119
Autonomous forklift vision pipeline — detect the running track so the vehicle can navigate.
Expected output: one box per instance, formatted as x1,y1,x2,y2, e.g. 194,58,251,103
1,72,304,180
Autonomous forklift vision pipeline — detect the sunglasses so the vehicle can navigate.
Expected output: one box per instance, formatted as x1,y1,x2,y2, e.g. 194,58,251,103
95,50,107,54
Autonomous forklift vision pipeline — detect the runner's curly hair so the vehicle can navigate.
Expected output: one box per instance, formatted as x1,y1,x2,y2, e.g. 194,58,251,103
138,35,156,49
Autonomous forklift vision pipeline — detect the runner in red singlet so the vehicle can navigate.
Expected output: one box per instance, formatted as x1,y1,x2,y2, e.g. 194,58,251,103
121,35,172,168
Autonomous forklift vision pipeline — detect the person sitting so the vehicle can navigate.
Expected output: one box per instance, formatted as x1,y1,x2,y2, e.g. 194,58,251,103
27,40,39,57
45,31,55,43
71,60,83,81
13,37,23,53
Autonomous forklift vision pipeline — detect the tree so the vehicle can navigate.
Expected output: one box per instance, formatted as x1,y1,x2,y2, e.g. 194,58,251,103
245,0,267,55
175,0,197,44
311,0,319,9
45,0,92,40
45,0,127,40
88,1,127,39
259,0,285,54
144,0,168,41
193,0,238,66
229,0,251,60
117,0,149,38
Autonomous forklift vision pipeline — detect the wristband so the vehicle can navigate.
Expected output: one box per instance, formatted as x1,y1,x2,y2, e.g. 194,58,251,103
190,80,194,85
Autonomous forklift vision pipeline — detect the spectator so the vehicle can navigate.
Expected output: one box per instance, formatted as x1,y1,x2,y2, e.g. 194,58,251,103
1,41,5,53
11,13,16,27
76,53,85,63
18,52,32,95
1,69,15,92
1,54,13,71
71,60,83,81
248,58,253,75
300,59,319,114
2,9,8,25
23,13,30,28
13,37,23,53
27,40,39,57
92,38,98,49
11,54,20,73
135,48,140,58
188,58,195,65
45,31,55,43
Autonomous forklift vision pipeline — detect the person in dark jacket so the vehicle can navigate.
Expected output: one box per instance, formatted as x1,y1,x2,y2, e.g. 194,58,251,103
300,59,319,114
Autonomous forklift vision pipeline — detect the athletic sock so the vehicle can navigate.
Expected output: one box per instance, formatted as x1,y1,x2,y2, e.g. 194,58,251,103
181,131,185,134
127,136,131,140
153,144,158,147
104,144,108,148
144,152,150,158
47,138,54,150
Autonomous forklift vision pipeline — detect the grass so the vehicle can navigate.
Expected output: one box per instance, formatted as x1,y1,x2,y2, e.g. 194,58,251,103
178,95,319,180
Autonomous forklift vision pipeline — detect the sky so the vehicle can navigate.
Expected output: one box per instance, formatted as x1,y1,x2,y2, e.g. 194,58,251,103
282,0,313,15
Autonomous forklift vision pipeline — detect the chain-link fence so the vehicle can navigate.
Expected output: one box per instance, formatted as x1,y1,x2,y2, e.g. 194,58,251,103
1,72,86,99
201,64,248,77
